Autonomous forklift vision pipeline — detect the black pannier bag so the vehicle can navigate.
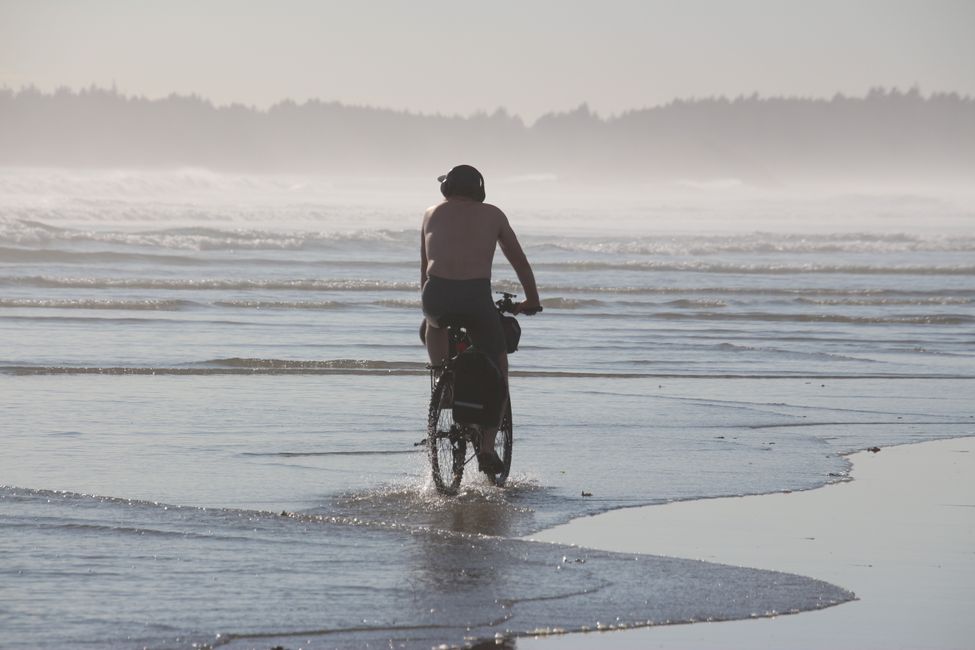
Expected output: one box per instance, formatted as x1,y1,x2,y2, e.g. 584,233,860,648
500,314,521,353
451,348,504,427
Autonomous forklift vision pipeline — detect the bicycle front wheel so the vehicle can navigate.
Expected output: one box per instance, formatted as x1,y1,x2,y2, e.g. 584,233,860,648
428,372,466,495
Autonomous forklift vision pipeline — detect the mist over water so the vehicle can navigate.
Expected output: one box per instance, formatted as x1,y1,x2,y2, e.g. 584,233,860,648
2,168,973,648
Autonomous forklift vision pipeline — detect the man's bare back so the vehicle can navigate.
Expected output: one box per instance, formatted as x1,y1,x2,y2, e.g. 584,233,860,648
422,198,504,281
421,197,539,310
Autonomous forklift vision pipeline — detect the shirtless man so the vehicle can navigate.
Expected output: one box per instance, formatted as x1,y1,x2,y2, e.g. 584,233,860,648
420,164,541,474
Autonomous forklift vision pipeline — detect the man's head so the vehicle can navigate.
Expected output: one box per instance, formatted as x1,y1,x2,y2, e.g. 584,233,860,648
438,165,486,202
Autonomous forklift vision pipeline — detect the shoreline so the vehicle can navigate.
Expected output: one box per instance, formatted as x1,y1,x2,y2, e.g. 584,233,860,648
521,436,975,650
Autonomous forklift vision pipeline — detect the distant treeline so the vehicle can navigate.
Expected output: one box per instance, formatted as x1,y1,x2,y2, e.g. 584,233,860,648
1,86,973,182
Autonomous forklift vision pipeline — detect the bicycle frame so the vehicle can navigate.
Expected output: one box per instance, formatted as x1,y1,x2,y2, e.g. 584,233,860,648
423,292,532,493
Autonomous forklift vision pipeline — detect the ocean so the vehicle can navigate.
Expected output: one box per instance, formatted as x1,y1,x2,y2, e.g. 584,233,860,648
1,169,973,649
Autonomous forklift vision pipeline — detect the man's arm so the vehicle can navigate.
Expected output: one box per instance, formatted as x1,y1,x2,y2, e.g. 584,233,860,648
498,213,541,312
419,213,429,287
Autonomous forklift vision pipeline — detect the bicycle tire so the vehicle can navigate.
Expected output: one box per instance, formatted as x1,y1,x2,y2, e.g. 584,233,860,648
428,371,465,495
494,398,513,487
470,396,513,488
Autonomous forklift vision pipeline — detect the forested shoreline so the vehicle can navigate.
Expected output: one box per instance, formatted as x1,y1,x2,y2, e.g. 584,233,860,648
2,86,972,182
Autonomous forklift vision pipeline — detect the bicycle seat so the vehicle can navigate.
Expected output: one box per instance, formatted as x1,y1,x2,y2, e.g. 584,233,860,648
419,314,473,344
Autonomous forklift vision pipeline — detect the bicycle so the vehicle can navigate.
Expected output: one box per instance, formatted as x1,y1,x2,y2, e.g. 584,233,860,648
423,292,540,495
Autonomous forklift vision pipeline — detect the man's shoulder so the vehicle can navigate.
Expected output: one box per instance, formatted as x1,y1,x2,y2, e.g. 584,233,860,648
423,201,448,225
425,200,448,214
481,202,507,219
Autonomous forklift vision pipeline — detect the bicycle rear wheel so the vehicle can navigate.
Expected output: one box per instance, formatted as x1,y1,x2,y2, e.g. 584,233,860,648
494,398,513,487
428,372,466,495
472,397,513,487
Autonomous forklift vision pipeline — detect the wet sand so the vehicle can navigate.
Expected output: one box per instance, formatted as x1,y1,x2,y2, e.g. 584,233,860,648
524,436,975,650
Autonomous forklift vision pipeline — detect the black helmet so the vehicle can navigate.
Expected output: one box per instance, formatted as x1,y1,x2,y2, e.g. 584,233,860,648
437,164,485,202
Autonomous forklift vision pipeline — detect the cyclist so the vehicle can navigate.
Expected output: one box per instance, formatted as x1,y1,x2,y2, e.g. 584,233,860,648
420,164,541,475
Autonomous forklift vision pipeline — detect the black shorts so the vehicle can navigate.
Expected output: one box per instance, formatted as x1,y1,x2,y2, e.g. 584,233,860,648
422,276,505,361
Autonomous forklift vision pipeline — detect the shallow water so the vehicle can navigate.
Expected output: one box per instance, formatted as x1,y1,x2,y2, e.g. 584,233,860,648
1,171,973,648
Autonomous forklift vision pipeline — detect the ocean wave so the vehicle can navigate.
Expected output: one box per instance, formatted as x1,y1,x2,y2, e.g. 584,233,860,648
22,520,217,539
711,342,876,362
531,309,975,325
0,297,420,312
0,314,252,325
536,285,975,297
6,244,970,278
0,275,418,291
0,366,427,376
241,449,418,457
794,296,972,306
203,357,427,370
539,297,605,309
651,311,975,325
536,232,975,255
0,246,205,265
213,299,344,310
0,167,326,198
0,298,198,310
3,362,968,379
4,275,973,303
535,260,975,275
0,218,416,251
0,245,415,270
7,217,975,259
371,299,422,309
663,298,729,308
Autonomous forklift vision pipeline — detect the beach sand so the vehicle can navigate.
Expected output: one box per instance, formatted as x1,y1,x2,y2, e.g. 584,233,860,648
523,436,975,650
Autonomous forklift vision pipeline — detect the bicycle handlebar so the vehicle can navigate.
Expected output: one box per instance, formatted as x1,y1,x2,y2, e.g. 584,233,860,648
495,291,543,316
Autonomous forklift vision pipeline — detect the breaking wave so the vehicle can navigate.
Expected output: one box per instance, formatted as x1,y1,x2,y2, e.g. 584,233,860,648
0,275,417,291
3,359,969,379
539,297,605,309
0,218,416,251
5,218,975,260
0,298,199,310
536,232,975,255
202,357,426,370
651,311,975,325
535,260,975,275
795,296,972,306
213,299,344,310
662,298,729,308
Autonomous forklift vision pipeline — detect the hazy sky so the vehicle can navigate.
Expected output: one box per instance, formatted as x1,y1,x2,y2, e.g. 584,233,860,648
2,0,973,121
